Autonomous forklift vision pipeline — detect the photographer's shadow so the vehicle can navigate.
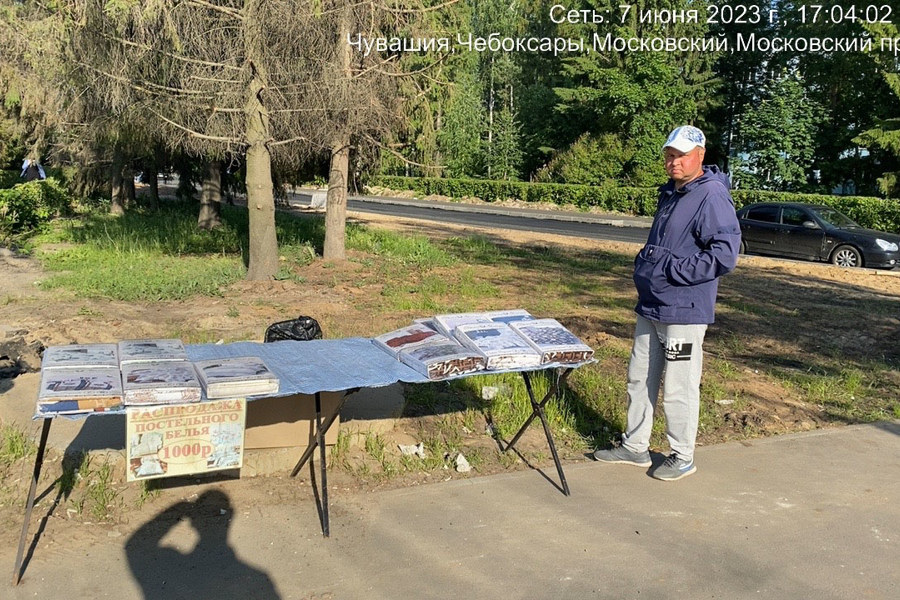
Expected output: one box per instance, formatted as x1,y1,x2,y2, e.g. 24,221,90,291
125,489,280,600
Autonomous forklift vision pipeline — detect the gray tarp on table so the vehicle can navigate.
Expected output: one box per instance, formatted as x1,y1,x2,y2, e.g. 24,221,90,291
185,338,430,395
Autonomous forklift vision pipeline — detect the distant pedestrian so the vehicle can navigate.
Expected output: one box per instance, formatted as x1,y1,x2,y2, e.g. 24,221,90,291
20,158,46,182
592,125,741,481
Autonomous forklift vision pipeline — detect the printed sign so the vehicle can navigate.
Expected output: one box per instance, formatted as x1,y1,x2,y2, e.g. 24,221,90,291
126,399,247,481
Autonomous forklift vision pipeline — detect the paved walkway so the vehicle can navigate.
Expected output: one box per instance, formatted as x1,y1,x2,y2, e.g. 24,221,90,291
3,421,898,599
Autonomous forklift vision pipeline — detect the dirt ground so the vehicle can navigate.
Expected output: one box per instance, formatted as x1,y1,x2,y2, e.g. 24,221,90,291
1,206,900,546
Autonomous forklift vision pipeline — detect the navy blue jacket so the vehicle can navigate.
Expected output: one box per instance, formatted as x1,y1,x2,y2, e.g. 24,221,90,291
633,166,741,324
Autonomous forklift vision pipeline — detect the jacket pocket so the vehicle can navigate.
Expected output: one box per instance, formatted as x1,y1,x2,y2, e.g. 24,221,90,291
633,244,676,306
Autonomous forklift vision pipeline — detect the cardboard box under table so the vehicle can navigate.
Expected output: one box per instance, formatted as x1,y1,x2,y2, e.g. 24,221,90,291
244,391,343,448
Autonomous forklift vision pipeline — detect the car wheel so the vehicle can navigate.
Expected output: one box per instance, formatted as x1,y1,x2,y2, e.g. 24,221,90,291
831,245,862,268
739,240,747,255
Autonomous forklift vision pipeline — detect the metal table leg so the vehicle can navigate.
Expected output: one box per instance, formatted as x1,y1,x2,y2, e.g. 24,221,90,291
504,368,573,496
290,391,350,537
13,418,52,586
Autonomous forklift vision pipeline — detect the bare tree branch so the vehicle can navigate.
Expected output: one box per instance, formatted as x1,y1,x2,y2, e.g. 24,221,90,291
75,61,218,99
269,135,316,147
362,132,443,169
98,32,243,72
376,0,460,15
148,107,241,144
184,0,246,20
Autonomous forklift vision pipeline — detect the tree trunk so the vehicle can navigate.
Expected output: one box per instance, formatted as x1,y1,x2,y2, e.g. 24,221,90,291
198,160,222,230
243,0,278,280
110,148,125,216
323,7,353,261
175,161,196,201
324,134,350,260
146,169,160,210
123,167,136,209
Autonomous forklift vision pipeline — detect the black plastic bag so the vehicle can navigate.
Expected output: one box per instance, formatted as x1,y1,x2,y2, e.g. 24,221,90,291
264,316,323,343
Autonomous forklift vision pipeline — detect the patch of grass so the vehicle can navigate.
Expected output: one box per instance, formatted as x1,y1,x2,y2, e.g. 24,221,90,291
772,365,893,422
39,246,244,301
363,431,388,463
710,357,741,380
0,422,36,463
32,202,472,302
58,451,86,500
434,414,465,451
461,447,486,471
441,235,504,264
33,202,256,300
163,327,228,345
85,457,122,521
717,332,748,356
460,407,481,433
498,448,520,469
380,267,499,313
330,429,352,469
59,203,244,255
60,453,123,522
136,480,161,509
565,364,627,445
724,300,778,317
348,226,456,268
402,382,443,416
452,371,583,450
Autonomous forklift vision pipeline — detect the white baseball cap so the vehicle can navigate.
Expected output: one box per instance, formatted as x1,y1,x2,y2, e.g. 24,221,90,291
663,125,706,153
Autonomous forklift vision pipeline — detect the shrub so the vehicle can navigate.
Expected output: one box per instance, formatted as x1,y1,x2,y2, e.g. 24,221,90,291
371,176,662,216
0,170,20,188
0,178,72,238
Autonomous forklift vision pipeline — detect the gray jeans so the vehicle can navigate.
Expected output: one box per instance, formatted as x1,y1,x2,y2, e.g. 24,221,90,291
621,315,707,461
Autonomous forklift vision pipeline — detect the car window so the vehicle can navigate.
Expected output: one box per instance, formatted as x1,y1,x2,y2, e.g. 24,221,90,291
745,206,780,223
812,207,859,228
782,207,808,226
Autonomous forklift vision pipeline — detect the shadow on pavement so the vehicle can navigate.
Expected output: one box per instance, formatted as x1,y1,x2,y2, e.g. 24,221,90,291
875,420,900,437
125,489,280,600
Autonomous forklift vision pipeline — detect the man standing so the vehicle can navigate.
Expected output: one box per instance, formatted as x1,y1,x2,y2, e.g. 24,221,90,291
20,158,46,181
593,125,741,481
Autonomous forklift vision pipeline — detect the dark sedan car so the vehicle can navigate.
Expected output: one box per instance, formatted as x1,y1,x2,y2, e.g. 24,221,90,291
736,202,900,269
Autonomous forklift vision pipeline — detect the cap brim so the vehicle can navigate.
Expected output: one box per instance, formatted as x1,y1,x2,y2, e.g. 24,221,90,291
663,140,702,153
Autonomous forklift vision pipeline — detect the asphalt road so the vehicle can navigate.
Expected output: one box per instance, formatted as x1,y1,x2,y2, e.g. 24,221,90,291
289,189,652,245
160,182,652,245
346,198,648,243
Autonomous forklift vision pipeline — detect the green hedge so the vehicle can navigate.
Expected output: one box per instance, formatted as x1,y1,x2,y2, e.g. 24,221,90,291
0,178,71,238
372,175,660,216
370,176,900,234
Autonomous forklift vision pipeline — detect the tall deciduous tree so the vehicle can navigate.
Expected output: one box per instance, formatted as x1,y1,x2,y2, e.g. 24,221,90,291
855,21,900,196
772,1,899,195
522,0,716,185
734,74,823,191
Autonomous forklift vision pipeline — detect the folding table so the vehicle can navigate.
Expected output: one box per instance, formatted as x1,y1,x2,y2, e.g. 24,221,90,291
14,338,590,584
